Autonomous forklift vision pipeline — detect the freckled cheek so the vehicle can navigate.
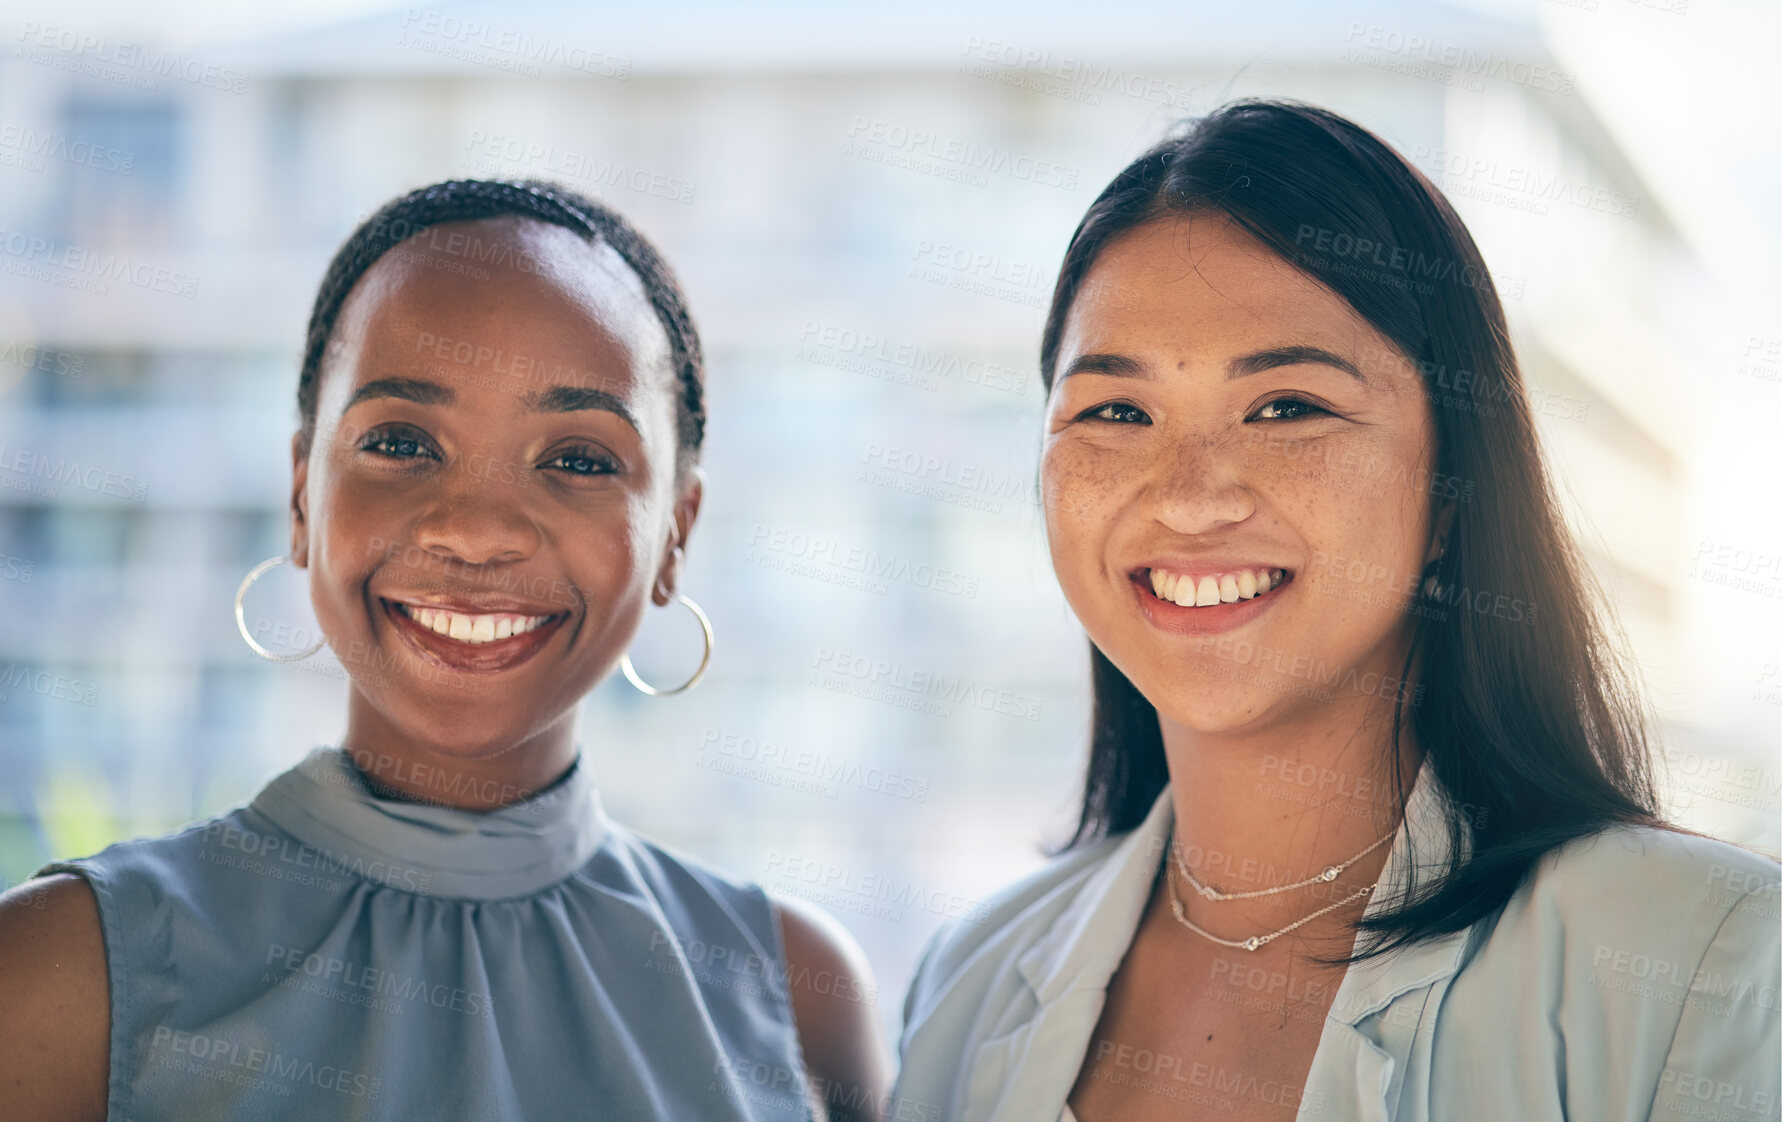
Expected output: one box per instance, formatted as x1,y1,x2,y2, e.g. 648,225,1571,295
1246,448,1429,584
1247,457,1349,525
1040,445,1123,590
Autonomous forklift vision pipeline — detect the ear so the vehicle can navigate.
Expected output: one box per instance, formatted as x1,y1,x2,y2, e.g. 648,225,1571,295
1425,499,1456,568
291,432,311,569
652,466,705,606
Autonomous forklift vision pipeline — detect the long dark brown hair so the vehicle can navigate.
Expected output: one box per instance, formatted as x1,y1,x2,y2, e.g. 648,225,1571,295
1044,99,1663,958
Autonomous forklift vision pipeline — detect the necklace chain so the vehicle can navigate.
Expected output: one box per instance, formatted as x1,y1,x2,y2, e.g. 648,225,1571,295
1165,860,1378,952
1172,828,1394,901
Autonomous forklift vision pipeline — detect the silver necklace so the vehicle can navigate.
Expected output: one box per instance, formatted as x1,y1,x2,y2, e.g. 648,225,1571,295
1165,860,1378,952
1171,828,1394,901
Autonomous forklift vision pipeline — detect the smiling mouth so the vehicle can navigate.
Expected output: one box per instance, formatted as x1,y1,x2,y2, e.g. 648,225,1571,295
1137,565,1293,607
387,600,564,645
379,598,570,673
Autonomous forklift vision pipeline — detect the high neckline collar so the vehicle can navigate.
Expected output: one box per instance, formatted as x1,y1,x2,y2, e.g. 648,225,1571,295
248,746,609,900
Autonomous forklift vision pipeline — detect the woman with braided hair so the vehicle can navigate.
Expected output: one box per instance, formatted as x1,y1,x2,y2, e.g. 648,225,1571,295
0,179,890,1121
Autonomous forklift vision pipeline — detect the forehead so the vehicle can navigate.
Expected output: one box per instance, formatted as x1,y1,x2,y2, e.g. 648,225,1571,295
1063,212,1375,357
321,215,674,406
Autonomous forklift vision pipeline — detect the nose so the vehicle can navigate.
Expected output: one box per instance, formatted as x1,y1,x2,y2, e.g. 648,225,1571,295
408,460,541,567
1140,429,1257,536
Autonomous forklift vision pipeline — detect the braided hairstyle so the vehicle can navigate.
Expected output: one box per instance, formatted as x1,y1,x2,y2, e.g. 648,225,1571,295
296,177,705,476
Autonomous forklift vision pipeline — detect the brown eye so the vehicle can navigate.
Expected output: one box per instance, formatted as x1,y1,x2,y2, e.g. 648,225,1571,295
1077,401,1151,424
1250,397,1329,421
360,425,438,461
544,444,620,476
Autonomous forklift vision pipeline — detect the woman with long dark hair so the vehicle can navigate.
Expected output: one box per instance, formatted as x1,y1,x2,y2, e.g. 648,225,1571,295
0,179,888,1121
893,100,1778,1121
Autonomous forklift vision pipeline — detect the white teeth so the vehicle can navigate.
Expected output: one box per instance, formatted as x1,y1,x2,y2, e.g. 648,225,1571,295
396,603,553,645
1145,567,1287,609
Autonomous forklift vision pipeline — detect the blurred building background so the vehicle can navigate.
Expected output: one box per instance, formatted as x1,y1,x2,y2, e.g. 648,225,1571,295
1,0,1777,1040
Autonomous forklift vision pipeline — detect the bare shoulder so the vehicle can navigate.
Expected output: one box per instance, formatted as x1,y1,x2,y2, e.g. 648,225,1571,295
771,893,891,1122
774,891,880,1006
0,873,111,1122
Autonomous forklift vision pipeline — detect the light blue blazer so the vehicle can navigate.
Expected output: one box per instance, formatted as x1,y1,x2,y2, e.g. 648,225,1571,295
893,763,1780,1121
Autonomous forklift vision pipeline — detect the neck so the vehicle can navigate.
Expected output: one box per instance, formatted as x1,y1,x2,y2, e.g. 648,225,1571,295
1157,690,1422,947
339,692,582,812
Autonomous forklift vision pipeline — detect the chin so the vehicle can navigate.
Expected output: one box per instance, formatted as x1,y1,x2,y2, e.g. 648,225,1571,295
1103,632,1309,735
351,684,529,759
1148,686,1285,736
407,727,523,760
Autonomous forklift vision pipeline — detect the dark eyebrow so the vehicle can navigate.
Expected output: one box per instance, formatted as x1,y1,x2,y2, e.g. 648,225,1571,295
1057,346,1370,387
525,384,638,430
1227,345,1368,386
1056,353,1150,382
344,377,639,431
345,377,452,410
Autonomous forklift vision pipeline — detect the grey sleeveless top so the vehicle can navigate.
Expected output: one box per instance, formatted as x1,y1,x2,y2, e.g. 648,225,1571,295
38,746,813,1121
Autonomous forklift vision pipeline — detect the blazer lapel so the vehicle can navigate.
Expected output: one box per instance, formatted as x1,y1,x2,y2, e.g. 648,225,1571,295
1298,1021,1396,1122
1302,759,1477,1120
958,760,1473,1122
961,789,1177,1122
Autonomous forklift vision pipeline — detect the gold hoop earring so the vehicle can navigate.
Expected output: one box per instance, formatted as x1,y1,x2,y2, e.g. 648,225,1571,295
236,555,327,662
620,593,713,697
